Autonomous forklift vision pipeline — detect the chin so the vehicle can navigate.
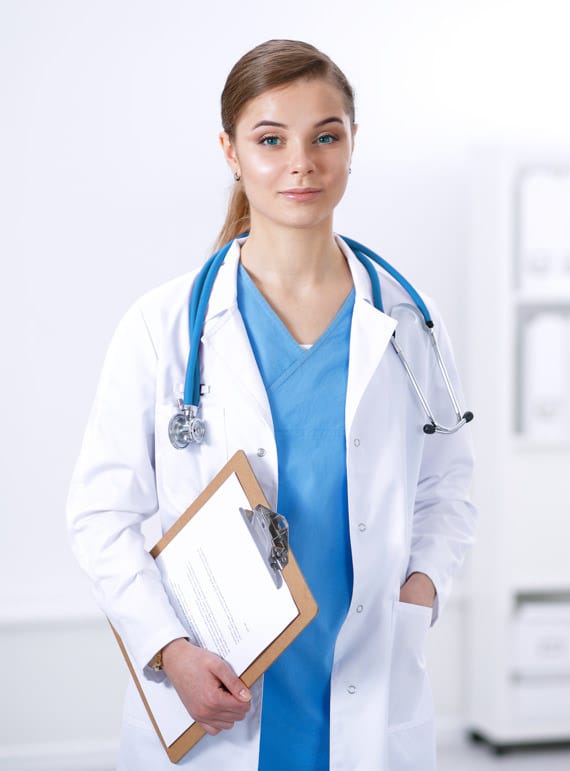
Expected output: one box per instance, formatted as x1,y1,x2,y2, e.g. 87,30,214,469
274,206,336,231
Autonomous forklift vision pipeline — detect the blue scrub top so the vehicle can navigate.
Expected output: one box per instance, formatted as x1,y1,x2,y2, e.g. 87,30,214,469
237,265,354,771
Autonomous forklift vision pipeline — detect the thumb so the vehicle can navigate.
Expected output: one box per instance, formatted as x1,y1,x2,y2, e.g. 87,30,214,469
214,660,251,702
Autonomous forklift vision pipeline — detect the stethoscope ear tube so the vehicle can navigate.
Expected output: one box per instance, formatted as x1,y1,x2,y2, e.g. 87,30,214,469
390,309,473,436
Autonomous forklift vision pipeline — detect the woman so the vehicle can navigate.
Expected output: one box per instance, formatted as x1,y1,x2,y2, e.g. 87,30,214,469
67,39,476,771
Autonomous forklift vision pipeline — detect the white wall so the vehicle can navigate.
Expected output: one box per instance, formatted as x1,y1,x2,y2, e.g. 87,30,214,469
2,1,570,767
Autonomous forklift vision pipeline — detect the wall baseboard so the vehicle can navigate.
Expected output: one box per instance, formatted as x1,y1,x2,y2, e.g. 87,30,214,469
0,738,118,771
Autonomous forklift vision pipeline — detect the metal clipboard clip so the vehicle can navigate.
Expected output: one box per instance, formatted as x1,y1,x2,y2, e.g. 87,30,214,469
240,504,289,589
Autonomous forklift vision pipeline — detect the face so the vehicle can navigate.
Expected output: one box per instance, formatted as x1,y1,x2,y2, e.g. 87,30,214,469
220,78,356,233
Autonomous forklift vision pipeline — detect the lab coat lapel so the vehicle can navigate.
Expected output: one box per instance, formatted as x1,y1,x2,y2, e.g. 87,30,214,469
200,237,396,434
339,239,398,431
201,240,274,431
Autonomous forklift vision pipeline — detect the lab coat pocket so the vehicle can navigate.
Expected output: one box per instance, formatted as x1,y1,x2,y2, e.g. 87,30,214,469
388,600,432,729
155,402,228,516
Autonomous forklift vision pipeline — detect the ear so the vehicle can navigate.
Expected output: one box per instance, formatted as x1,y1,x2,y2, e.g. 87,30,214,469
351,122,358,148
348,122,358,164
219,131,239,175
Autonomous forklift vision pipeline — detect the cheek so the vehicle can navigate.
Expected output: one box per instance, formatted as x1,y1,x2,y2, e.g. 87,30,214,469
242,154,280,180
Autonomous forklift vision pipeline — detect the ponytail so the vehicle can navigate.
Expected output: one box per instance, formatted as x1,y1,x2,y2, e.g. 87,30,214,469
214,182,250,251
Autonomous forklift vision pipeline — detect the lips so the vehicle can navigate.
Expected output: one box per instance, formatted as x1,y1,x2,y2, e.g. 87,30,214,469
279,188,322,202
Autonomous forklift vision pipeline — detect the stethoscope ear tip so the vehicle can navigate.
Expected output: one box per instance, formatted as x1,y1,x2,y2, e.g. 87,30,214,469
423,411,474,436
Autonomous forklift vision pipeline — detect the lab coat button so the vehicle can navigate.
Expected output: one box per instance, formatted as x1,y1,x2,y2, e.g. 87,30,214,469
256,448,266,457
358,522,366,532
356,604,364,613
347,685,357,694
353,438,360,447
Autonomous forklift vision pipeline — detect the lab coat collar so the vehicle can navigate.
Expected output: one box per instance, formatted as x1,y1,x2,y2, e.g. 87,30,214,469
204,234,392,320
336,235,375,304
201,238,274,431
202,238,244,324
336,236,398,431
202,235,397,432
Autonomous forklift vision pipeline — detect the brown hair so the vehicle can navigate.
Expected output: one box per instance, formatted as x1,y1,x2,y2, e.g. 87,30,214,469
215,39,356,249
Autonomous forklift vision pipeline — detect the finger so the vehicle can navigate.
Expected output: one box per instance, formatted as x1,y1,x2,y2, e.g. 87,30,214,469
199,722,220,736
212,659,251,703
204,692,250,721
199,717,235,731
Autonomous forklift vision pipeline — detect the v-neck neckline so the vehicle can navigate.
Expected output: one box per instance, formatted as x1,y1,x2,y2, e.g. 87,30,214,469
237,263,355,354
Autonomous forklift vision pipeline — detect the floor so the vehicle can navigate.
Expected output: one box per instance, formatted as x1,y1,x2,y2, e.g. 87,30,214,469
11,740,570,771
87,743,570,771
439,741,570,770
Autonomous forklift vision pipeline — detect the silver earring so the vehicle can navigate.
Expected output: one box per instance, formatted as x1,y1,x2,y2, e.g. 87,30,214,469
233,171,241,182
348,167,352,175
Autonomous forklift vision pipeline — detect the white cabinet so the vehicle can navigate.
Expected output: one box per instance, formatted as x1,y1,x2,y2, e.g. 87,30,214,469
512,602,570,678
466,150,570,751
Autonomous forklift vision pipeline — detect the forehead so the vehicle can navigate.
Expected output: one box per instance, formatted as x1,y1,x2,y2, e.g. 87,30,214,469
236,78,350,131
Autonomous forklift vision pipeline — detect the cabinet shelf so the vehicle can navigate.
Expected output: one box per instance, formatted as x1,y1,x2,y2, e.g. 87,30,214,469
467,149,570,747
513,292,570,306
510,436,570,453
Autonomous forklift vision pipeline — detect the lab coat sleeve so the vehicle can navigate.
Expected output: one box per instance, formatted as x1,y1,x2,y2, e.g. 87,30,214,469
66,301,188,671
406,311,477,624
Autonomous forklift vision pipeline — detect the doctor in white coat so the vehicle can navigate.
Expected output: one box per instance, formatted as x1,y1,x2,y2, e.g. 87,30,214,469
67,39,476,771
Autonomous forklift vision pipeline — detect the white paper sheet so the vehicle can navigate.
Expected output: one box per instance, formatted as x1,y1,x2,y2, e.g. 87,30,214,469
127,472,299,747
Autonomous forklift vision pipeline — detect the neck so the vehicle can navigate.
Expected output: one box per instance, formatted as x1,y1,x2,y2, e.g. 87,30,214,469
239,218,345,289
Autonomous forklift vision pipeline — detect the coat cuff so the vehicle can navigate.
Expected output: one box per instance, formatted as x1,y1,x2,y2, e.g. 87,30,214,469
405,561,448,625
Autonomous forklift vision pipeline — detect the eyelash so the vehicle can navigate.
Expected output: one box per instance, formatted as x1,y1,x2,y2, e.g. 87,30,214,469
257,133,340,147
259,135,281,146
316,133,338,145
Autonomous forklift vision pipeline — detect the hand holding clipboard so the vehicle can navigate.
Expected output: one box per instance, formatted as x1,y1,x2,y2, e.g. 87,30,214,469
112,450,318,763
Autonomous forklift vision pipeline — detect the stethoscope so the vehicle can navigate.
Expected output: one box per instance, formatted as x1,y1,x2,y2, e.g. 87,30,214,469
168,236,473,449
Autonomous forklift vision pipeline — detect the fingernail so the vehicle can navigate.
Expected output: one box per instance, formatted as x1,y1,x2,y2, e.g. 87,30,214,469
239,688,251,701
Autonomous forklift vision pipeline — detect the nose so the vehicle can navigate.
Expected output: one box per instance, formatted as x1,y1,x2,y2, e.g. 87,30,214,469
289,140,315,175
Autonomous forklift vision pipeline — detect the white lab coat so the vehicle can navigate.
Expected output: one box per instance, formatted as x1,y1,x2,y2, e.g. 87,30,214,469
67,237,476,771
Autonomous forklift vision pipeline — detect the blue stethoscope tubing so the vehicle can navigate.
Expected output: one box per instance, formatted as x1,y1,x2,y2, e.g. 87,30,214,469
341,236,432,325
170,235,473,449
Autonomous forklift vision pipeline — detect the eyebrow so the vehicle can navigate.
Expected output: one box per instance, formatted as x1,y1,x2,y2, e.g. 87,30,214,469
250,116,344,130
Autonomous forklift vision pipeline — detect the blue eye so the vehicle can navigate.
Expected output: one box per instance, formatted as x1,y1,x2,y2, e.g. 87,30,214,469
260,135,281,146
316,134,337,144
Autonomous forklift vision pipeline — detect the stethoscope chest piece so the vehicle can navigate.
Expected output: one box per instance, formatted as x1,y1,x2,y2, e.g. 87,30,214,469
168,406,205,449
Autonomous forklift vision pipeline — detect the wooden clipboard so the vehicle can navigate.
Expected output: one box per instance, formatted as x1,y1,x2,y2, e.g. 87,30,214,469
112,449,318,763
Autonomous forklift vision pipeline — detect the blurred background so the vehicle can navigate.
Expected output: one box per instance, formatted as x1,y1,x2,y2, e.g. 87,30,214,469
1,1,570,769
